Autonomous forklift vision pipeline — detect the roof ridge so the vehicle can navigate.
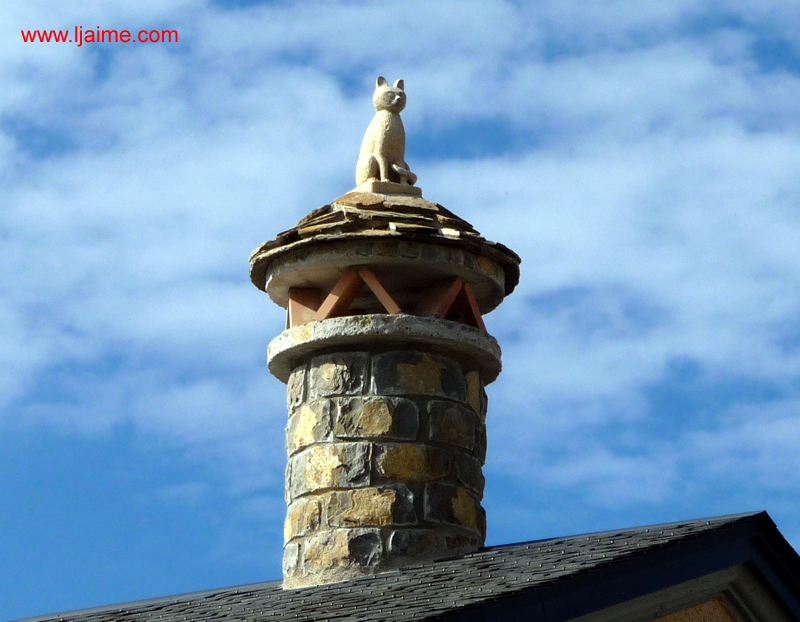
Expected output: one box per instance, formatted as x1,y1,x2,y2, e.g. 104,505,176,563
474,511,767,553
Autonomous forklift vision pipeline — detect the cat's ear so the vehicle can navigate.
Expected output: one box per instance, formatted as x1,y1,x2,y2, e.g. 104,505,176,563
393,79,404,90
376,76,388,88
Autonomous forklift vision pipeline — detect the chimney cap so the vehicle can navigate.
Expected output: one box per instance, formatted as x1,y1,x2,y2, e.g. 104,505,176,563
249,191,521,302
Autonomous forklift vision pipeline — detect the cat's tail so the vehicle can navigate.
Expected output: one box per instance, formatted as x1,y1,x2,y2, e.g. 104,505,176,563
393,163,417,186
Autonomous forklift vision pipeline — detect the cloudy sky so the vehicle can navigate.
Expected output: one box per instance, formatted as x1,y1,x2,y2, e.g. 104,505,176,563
3,0,800,619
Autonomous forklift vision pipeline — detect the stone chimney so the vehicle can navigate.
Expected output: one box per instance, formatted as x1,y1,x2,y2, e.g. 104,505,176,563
249,77,520,589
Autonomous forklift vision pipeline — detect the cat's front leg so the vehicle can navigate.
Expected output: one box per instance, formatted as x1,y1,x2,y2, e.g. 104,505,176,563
356,154,380,186
375,155,391,182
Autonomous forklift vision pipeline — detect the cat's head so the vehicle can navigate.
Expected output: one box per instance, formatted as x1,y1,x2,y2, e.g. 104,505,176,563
373,76,406,113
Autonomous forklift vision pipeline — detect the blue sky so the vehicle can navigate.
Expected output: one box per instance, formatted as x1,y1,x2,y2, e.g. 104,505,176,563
3,0,800,619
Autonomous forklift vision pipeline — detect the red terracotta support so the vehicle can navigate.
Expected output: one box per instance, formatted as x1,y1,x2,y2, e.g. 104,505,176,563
304,266,482,328
415,276,463,317
288,287,324,328
313,269,364,321
453,281,486,331
358,267,401,314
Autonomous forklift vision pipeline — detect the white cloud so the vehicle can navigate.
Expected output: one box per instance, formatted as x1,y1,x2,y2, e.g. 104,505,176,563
3,4,800,614
685,400,800,486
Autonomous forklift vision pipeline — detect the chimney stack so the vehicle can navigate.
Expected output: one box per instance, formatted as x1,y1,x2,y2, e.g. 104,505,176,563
249,77,519,588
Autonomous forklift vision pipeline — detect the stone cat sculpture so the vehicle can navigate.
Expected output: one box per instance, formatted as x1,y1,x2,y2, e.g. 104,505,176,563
356,76,418,187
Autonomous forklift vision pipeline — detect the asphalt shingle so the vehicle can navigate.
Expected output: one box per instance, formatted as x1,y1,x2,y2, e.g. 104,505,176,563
19,513,772,622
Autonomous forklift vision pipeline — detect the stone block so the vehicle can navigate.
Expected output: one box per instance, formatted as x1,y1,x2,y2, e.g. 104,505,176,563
386,529,438,562
283,541,301,577
473,423,487,464
373,443,450,483
287,366,306,411
465,370,484,418
397,241,421,258
286,400,332,456
284,462,292,505
451,487,479,530
301,528,382,573
439,357,468,402
335,397,419,440
454,451,485,495
289,443,370,499
424,483,481,531
308,352,369,398
443,530,482,554
324,485,416,527
428,401,475,449
285,497,322,542
371,351,466,401
355,180,422,197
348,529,383,568
477,504,487,540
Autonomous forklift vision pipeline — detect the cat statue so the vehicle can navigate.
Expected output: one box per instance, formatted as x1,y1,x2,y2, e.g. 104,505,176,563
356,76,418,189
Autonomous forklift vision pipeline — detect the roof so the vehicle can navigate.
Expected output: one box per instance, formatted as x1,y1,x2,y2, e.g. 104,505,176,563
248,191,521,297
18,512,800,622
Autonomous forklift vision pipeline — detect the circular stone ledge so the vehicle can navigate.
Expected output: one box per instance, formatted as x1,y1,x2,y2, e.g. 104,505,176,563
262,238,507,315
268,314,502,384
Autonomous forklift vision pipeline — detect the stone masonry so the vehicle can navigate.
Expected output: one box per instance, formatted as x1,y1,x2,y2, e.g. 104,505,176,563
281,347,489,587
252,193,518,589
250,77,519,589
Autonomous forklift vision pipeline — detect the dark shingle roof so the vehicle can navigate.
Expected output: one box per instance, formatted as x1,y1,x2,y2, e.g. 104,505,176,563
18,512,798,622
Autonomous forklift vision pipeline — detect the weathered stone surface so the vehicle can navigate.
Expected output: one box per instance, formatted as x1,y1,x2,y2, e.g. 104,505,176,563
301,528,383,574
299,530,349,573
439,356,468,402
335,397,419,440
454,451,485,495
428,401,475,449
283,541,301,577
451,487,478,529
473,422,487,464
373,443,450,482
285,497,322,542
465,370,483,417
386,529,438,561
443,530,482,554
355,180,422,196
424,483,481,531
372,351,466,401
284,462,292,505
286,400,332,455
324,485,416,527
268,314,502,384
289,443,370,498
397,240,421,258
348,529,383,567
287,366,306,412
372,351,440,396
308,352,369,397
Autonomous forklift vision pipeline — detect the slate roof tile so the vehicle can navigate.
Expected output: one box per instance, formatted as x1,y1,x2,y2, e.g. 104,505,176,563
248,192,521,296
